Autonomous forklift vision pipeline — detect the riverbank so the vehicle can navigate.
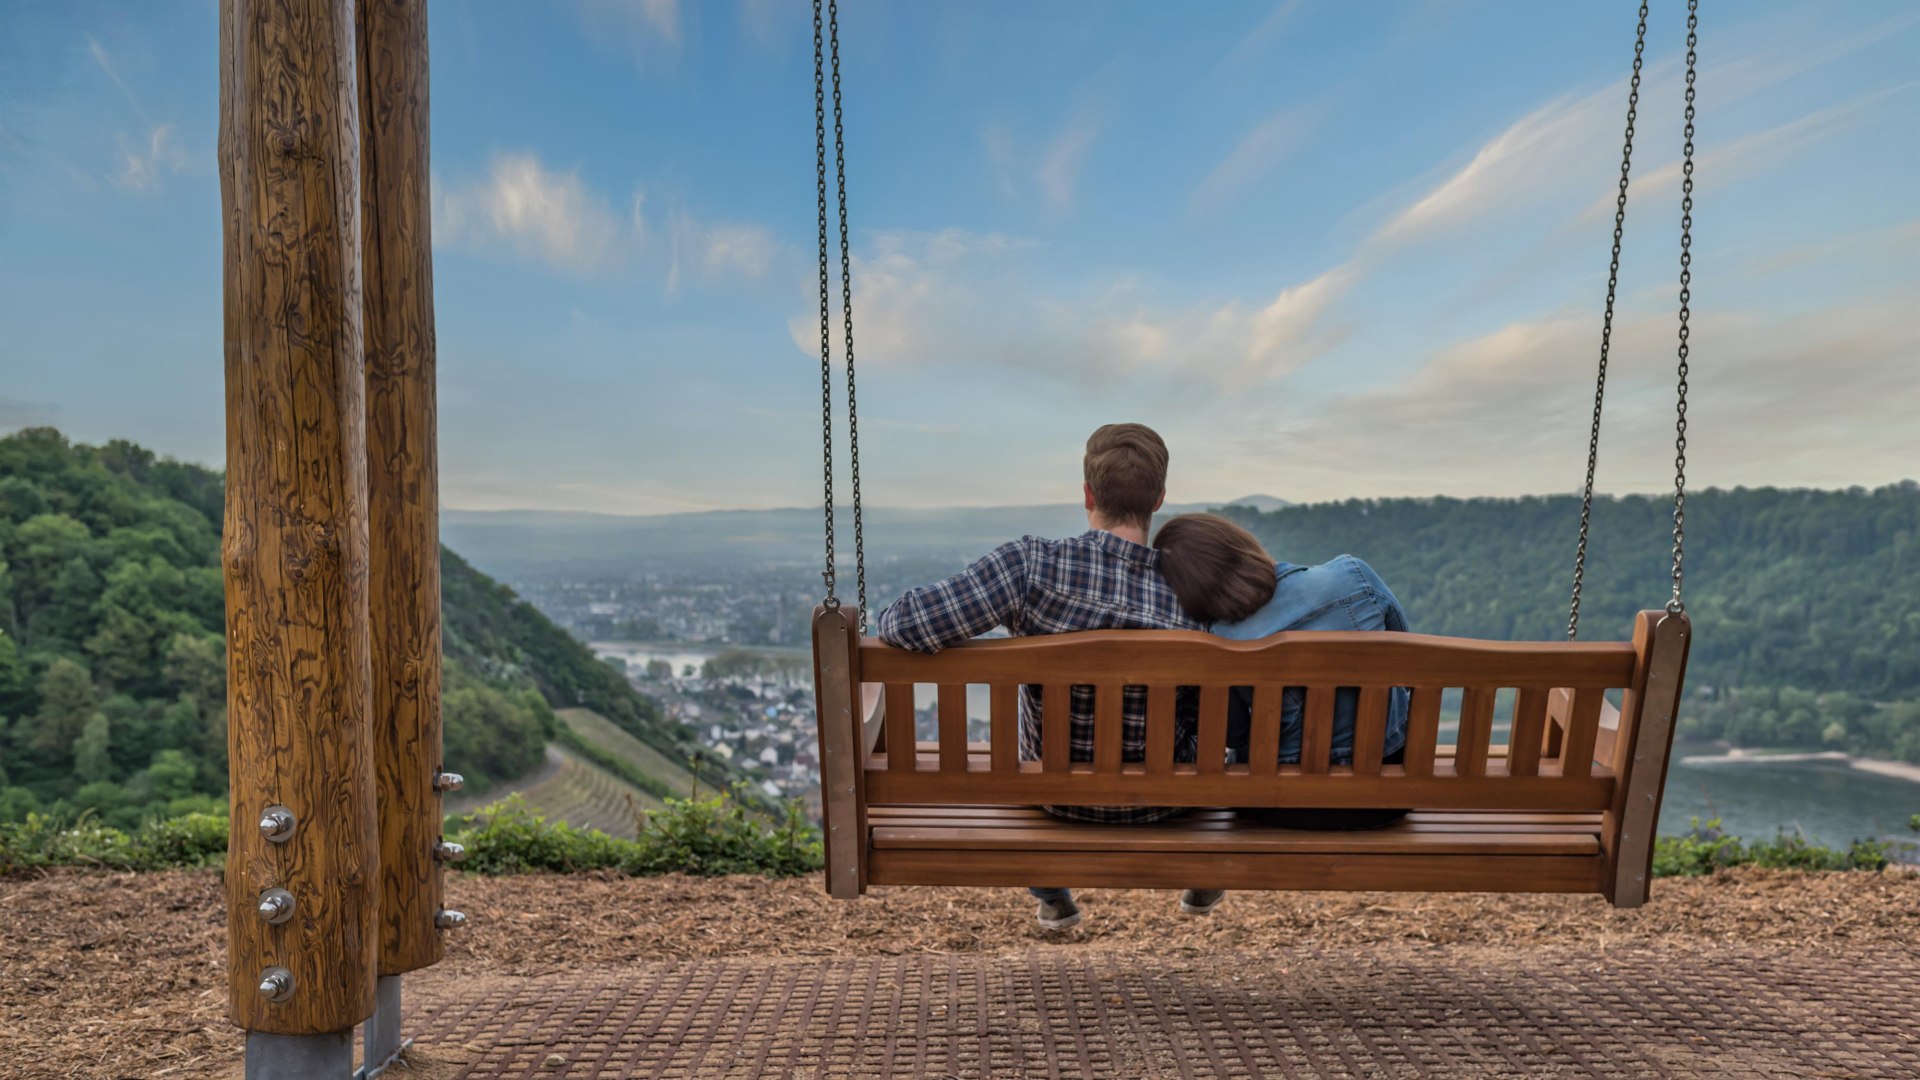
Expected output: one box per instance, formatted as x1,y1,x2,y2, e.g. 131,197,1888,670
1678,746,1920,785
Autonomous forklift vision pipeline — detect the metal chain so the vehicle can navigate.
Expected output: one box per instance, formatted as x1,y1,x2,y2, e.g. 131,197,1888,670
1669,0,1698,616
828,0,867,629
1567,1,1650,641
812,0,838,611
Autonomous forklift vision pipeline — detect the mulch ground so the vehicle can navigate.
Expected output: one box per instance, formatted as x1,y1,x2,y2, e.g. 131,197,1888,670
4,868,1917,1078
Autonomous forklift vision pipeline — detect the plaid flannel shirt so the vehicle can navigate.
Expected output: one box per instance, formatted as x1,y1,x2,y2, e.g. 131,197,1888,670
874,529,1201,823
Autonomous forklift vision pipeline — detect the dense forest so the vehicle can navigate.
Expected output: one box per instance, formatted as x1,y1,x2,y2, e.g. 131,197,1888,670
1225,484,1920,761
0,429,711,826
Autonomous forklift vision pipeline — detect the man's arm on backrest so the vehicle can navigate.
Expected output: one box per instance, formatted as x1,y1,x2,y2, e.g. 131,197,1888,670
874,540,1029,653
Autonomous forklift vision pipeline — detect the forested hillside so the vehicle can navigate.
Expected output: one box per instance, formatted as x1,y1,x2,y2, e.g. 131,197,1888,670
0,429,708,827
1225,484,1920,760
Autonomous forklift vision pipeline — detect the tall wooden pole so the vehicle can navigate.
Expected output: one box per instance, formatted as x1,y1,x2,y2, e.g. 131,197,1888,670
220,0,379,1040
358,0,448,979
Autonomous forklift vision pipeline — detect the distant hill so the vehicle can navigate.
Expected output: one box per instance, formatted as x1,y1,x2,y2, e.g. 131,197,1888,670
1222,486,1920,762
0,428,726,827
443,495,1290,577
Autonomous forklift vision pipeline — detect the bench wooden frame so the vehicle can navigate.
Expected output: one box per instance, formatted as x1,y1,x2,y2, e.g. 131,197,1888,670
811,608,1691,909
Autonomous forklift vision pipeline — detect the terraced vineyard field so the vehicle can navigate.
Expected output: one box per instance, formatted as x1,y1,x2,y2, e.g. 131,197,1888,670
557,707,705,799
446,744,659,839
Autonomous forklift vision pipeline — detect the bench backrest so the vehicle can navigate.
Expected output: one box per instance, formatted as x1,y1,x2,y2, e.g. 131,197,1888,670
811,608,1690,904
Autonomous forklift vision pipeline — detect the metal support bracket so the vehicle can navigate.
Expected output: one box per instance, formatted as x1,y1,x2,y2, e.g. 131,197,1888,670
355,974,412,1080
246,1030,354,1080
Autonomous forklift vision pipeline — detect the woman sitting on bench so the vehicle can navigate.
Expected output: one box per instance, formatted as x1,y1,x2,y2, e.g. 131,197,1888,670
1151,513,1412,829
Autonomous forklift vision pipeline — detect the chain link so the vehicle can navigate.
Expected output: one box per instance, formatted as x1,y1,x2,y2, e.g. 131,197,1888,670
1669,0,1698,616
1567,1,1649,641
828,1,867,629
812,0,838,611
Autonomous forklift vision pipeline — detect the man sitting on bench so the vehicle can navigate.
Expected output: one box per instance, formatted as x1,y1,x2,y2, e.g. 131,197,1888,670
875,423,1223,930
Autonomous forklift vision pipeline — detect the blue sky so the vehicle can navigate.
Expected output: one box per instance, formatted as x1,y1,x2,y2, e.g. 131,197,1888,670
2,1,1915,513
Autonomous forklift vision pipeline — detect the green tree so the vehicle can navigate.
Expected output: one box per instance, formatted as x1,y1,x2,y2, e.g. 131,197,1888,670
29,658,96,763
74,712,113,784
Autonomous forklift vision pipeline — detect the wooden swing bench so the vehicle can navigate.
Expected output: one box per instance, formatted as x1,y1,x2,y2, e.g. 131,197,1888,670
811,608,1690,909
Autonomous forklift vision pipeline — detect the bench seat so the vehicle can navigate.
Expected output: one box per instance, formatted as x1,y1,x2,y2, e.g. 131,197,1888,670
865,805,1608,893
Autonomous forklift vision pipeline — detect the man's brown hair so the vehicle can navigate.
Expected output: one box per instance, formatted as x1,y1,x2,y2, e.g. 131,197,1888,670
1151,513,1278,625
1084,423,1169,530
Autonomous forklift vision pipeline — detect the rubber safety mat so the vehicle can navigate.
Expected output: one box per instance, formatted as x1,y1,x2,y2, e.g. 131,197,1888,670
408,945,1920,1078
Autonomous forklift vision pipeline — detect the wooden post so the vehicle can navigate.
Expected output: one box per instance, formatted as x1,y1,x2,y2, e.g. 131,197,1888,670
1605,611,1692,907
811,606,865,898
358,0,446,978
221,0,377,1038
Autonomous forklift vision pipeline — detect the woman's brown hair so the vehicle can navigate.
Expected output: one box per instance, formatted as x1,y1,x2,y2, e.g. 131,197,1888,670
1151,514,1278,625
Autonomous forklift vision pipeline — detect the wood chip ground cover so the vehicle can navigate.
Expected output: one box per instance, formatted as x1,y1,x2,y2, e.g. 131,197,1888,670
3,868,1915,1078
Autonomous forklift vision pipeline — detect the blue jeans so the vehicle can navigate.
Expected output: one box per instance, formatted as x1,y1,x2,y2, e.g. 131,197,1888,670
1030,887,1073,902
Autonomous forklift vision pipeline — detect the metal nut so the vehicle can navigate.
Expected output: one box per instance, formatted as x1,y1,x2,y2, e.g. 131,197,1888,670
432,771,465,793
257,888,296,925
432,840,466,863
257,967,295,1003
434,909,468,930
258,806,296,844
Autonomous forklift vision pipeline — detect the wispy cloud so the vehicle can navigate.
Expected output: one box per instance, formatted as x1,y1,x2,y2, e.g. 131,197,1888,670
434,153,631,273
1189,104,1320,215
1747,218,1920,277
577,0,683,66
114,124,185,191
1235,292,1920,497
86,36,148,124
668,212,779,292
1577,82,1918,225
1037,112,1101,212
784,229,1351,392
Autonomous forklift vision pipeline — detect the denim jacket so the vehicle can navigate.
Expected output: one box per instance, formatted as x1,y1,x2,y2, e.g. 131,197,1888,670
1212,556,1412,765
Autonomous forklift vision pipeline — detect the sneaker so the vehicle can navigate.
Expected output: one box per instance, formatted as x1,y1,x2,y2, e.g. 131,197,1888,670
1179,889,1226,916
1035,894,1082,930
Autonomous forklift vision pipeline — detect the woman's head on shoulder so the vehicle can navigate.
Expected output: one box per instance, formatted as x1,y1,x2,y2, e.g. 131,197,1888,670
1151,513,1278,626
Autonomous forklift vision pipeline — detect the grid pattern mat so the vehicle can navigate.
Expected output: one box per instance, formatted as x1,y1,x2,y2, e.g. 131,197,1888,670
410,946,1920,1079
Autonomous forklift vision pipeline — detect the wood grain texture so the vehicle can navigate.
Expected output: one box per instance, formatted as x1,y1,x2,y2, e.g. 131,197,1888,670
883,683,914,772
356,0,443,979
868,849,1605,893
1607,612,1692,907
811,607,863,897
858,629,1637,688
988,684,1018,773
1509,687,1549,778
937,684,968,772
1092,685,1124,773
1247,685,1282,778
221,0,377,1035
1403,686,1441,777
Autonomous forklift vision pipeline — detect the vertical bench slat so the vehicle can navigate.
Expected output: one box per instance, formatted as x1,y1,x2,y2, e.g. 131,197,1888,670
989,684,1019,773
1403,686,1441,777
885,683,916,772
1302,687,1334,774
1561,687,1605,778
1247,685,1282,777
1352,687,1388,774
1042,682,1073,771
937,683,968,773
1197,685,1228,773
1146,686,1175,774
1509,687,1549,777
1457,686,1494,777
1093,684,1125,773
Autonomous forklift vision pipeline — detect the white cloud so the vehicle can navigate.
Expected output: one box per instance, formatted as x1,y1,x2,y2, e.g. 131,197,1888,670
668,212,780,293
1189,104,1319,215
1747,218,1920,277
1235,293,1920,498
1037,113,1100,212
114,125,186,191
87,36,148,124
577,0,683,66
434,153,630,273
1577,84,1915,225
784,229,1350,391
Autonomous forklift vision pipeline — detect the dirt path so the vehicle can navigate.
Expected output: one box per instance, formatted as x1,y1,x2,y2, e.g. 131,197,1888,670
4,868,1916,1078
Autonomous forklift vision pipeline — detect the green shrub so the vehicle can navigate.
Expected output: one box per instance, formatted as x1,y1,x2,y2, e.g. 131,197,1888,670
444,791,823,878
1653,817,1890,877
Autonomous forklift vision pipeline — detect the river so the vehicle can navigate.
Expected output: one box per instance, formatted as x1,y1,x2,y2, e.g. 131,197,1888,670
1658,742,1917,849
